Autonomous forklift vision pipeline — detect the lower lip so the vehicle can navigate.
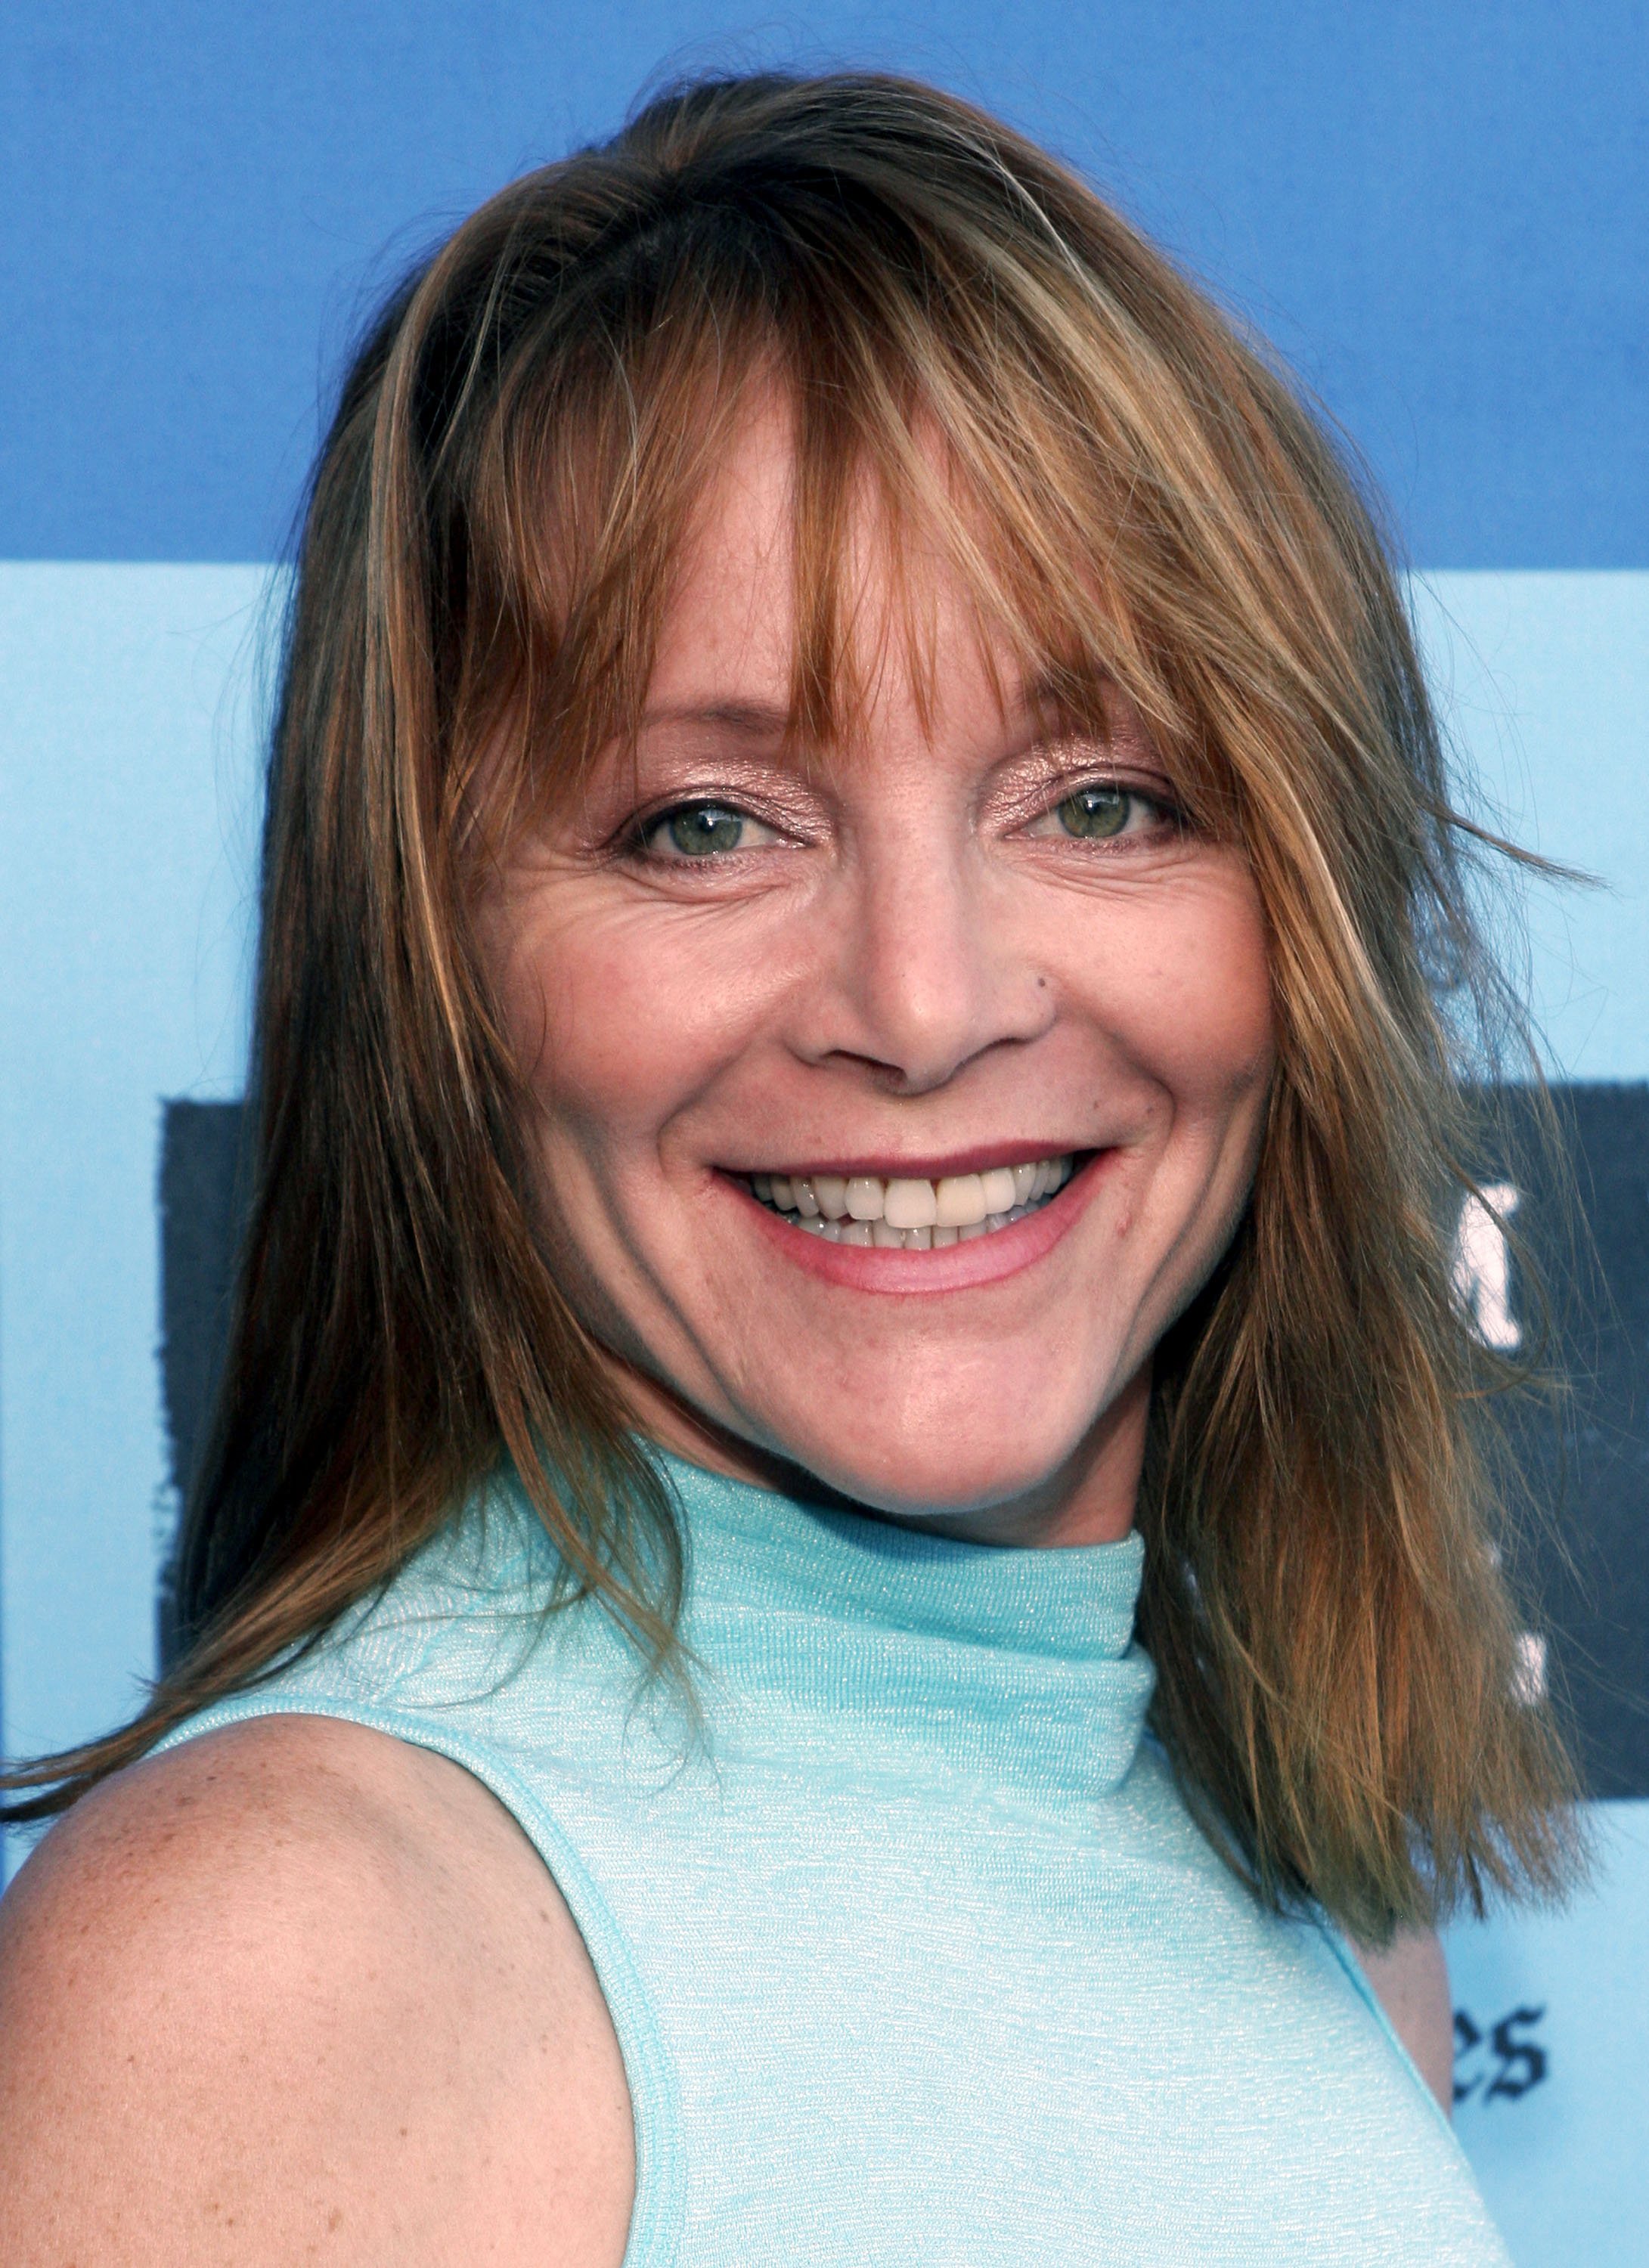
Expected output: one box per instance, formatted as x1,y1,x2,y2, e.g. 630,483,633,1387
733,1154,1108,1295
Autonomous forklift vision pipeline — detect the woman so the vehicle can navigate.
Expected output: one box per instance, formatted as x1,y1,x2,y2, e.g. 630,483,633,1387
0,71,1572,2263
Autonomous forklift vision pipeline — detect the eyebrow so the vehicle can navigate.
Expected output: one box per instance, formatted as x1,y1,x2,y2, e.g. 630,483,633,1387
637,699,794,736
1019,666,1117,720
631,677,1117,757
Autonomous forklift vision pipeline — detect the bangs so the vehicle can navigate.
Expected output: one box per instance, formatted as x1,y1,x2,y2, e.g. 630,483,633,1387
442,194,1241,853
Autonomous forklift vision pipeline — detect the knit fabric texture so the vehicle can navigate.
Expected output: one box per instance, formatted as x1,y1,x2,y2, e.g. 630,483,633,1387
160,1451,1511,2266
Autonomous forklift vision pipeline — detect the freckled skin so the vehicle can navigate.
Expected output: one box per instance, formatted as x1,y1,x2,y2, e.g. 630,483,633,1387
477,392,1276,1546
0,1718,636,2265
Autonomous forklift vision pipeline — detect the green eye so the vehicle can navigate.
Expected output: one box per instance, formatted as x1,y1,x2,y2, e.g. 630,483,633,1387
663,804,745,857
1055,785,1130,839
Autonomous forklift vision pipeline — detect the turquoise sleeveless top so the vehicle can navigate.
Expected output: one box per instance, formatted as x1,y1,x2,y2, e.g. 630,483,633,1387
160,1453,1510,2266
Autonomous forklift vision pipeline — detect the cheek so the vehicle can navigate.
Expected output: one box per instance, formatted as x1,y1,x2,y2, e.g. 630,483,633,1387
494,897,791,1158
1081,869,1274,1117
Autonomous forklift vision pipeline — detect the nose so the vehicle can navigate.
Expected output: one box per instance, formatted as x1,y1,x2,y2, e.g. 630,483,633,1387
801,825,1052,1094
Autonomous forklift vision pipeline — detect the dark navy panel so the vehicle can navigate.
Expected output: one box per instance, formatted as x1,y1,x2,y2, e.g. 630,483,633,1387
155,1097,253,1666
1494,1086,1649,1800
2,1,1644,565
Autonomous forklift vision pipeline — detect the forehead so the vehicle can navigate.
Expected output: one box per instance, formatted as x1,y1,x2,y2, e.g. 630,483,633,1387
646,384,1034,745
650,390,799,703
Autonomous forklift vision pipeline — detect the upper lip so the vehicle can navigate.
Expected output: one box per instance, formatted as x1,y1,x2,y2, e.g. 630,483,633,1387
723,1143,1094,1181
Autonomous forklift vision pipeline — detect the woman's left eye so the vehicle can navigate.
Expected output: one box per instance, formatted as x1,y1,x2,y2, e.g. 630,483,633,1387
637,802,781,860
1027,782,1174,843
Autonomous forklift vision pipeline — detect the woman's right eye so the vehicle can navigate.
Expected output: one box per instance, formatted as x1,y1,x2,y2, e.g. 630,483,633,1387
637,802,780,861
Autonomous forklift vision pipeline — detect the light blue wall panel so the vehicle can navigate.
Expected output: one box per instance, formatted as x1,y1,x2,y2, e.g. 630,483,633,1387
0,564,273,1761
1444,1804,1649,2268
1415,573,1649,1080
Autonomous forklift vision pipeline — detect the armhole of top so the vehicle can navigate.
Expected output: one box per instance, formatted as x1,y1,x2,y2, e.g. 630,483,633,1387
151,1693,684,2268
1313,1913,1460,2148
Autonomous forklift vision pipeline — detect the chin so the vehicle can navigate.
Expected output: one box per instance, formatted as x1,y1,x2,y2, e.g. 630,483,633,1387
753,1396,1093,1525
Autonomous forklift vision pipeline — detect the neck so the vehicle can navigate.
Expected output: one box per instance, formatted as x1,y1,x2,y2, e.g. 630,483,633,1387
603,1357,1150,1551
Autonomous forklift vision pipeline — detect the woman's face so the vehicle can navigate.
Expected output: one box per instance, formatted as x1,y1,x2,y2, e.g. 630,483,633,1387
478,398,1273,1545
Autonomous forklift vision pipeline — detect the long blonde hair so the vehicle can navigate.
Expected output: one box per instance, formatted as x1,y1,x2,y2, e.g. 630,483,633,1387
5,70,1574,1938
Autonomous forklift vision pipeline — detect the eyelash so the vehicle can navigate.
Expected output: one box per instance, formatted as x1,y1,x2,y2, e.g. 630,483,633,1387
618,779,1186,866
1025,781,1185,844
620,800,789,865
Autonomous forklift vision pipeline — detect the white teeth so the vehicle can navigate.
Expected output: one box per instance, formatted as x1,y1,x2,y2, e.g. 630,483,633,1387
935,1173,987,1227
749,1153,1079,1247
980,1167,1017,1216
884,1176,938,1230
845,1176,885,1222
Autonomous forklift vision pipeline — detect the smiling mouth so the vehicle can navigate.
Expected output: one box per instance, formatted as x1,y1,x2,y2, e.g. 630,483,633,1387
743,1154,1080,1249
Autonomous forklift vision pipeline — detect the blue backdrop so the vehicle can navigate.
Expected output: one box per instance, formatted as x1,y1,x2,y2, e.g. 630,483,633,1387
2,8,1646,2262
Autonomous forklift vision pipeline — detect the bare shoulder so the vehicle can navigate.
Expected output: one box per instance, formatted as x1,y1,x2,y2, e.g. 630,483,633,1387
1355,1927,1455,2115
0,1715,633,2265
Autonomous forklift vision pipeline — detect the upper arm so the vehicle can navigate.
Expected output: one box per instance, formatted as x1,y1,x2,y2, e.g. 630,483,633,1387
1355,1928,1455,2115
0,1716,632,2265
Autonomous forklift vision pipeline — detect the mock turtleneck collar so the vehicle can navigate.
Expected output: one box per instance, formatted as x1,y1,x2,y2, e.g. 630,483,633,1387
659,1451,1155,1803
